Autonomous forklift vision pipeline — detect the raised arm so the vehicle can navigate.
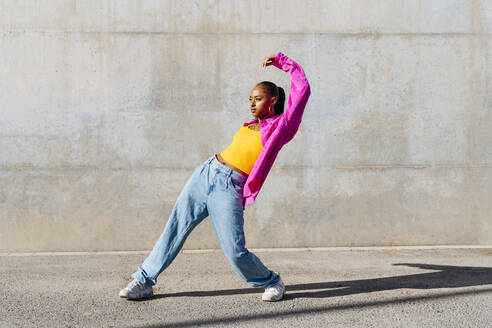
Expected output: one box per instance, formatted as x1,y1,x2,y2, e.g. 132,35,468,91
273,52,311,142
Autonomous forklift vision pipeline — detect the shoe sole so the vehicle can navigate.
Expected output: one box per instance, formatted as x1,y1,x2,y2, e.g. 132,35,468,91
120,291,154,300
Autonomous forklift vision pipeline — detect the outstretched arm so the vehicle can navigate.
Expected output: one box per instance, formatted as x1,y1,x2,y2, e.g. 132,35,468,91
264,52,311,142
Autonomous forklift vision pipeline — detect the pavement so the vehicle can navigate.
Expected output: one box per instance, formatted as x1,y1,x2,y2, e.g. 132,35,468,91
0,247,491,328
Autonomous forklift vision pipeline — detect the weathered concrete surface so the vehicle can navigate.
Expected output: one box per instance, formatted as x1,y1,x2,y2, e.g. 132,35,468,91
1,1,492,251
0,248,491,327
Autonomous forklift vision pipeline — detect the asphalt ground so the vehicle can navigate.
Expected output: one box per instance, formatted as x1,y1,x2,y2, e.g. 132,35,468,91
1,248,491,327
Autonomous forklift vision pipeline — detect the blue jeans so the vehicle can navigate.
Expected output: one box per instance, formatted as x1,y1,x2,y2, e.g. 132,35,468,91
132,154,280,288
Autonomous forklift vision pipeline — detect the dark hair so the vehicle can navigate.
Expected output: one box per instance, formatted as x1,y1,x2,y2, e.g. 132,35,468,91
255,81,285,115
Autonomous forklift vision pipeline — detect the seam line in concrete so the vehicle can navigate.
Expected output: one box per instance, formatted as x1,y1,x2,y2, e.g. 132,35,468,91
2,31,492,37
2,164,492,172
1,245,491,257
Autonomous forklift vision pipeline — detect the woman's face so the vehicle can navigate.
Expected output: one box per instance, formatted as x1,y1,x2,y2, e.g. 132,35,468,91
249,86,277,119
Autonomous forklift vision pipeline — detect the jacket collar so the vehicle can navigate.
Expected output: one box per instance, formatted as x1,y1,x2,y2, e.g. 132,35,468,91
243,115,279,127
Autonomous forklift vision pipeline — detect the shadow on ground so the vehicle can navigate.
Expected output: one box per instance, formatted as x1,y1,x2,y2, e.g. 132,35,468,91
132,263,492,327
138,263,492,300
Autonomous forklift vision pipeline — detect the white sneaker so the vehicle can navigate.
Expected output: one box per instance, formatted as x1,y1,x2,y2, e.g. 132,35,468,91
119,278,153,299
262,276,285,302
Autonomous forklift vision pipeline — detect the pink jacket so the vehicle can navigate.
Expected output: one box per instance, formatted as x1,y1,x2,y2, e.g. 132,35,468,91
242,52,311,209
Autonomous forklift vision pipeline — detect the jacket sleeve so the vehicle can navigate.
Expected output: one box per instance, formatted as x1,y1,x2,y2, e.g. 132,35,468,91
273,52,311,143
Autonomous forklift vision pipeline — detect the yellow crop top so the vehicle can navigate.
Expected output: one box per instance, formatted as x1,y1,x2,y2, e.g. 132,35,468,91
220,126,263,175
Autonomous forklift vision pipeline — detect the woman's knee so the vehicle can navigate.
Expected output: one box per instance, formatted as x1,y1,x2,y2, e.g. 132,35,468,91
225,248,251,266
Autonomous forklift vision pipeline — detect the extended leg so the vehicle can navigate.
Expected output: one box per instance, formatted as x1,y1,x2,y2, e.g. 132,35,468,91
132,164,209,286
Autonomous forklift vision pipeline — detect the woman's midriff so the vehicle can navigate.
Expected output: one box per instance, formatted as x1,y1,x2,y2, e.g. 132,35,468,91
215,153,249,178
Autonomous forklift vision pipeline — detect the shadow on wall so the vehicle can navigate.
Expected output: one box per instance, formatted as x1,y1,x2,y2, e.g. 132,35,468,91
133,263,492,327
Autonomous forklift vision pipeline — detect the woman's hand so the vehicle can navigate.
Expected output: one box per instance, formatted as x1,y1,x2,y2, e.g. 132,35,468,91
261,54,277,67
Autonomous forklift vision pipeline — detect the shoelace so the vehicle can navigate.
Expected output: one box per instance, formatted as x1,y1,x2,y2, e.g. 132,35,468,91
128,279,141,289
266,284,282,293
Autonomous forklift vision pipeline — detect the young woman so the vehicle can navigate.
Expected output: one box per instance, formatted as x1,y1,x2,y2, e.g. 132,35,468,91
119,51,311,302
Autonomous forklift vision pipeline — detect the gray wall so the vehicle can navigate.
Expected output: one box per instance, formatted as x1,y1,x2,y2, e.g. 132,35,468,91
1,0,491,252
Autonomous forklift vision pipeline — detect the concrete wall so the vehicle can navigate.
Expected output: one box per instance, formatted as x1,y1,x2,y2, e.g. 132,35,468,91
1,0,491,252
